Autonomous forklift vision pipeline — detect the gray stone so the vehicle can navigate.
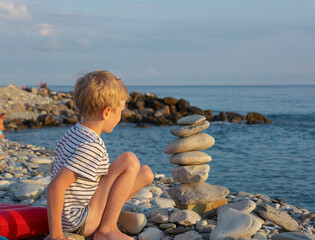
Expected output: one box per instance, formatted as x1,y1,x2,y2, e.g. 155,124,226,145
138,227,166,240
159,223,176,230
168,182,229,207
172,164,210,183
171,120,210,138
177,115,206,125
256,204,299,232
218,199,256,214
14,183,44,201
174,230,203,240
151,209,169,223
118,211,147,234
210,207,262,240
151,197,175,209
164,133,215,154
271,232,315,240
133,188,153,199
195,219,216,233
170,151,212,165
170,209,201,226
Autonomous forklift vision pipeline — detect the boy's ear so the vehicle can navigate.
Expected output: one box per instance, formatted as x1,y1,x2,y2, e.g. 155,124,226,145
101,107,111,120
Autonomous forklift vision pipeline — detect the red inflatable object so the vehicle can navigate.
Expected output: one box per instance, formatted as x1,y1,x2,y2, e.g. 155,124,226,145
0,203,49,240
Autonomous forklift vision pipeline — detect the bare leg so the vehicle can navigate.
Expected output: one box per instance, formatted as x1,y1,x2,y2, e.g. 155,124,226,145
83,152,154,239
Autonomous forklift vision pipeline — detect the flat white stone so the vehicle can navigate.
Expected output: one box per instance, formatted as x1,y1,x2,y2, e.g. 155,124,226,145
14,183,44,201
133,188,153,199
151,197,176,209
210,207,262,240
172,164,210,183
177,115,206,125
170,151,212,165
171,120,210,137
0,180,11,191
30,157,52,164
164,133,215,154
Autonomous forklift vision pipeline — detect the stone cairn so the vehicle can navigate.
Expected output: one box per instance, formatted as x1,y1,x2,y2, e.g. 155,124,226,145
164,115,230,214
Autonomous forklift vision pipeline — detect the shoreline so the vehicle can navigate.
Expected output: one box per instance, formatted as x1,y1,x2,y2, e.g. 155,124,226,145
0,138,314,239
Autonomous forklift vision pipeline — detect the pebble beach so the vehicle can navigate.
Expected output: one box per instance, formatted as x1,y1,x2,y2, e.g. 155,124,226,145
0,138,314,240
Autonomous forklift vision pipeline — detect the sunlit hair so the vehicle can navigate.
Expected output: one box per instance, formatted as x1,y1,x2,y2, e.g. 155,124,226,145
73,70,129,118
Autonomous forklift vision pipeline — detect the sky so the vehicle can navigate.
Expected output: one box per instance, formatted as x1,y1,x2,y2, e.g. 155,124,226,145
1,0,315,86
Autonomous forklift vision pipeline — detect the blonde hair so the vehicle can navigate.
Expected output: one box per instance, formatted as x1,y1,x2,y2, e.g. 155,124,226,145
73,70,129,118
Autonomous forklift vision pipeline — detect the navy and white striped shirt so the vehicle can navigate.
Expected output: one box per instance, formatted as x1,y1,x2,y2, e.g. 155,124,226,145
51,122,109,232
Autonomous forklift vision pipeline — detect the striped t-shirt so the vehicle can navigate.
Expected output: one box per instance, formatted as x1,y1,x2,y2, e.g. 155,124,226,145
51,122,109,232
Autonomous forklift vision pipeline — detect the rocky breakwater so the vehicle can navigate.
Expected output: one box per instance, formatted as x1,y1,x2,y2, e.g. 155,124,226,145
0,85,272,130
0,85,79,131
0,139,315,240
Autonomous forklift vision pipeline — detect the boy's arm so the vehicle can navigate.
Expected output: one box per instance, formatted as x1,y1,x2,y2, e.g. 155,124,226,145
47,167,78,240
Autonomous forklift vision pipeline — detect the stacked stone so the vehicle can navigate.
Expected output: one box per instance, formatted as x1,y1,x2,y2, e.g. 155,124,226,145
164,115,230,213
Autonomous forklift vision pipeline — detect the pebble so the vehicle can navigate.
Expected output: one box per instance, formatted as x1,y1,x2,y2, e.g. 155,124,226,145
173,230,203,240
118,211,147,234
217,199,256,214
138,227,166,240
170,120,210,138
169,151,212,165
271,232,315,240
210,207,262,240
151,209,169,223
168,182,229,207
164,133,215,154
256,203,299,232
177,115,206,125
171,164,210,183
169,209,201,226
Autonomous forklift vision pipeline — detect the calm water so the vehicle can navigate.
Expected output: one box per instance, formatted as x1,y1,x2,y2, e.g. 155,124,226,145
5,85,315,211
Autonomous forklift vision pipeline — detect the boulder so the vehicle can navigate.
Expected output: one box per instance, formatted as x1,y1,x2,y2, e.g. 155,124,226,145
246,112,272,124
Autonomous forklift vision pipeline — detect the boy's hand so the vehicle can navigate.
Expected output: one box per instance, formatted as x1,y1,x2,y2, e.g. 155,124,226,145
50,236,71,240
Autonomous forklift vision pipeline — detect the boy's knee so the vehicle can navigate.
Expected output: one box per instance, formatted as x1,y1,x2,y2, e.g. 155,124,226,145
142,165,154,184
121,152,140,171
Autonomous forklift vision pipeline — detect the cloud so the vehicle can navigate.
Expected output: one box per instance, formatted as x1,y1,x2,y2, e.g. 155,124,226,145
34,40,60,51
0,1,29,20
37,23,54,36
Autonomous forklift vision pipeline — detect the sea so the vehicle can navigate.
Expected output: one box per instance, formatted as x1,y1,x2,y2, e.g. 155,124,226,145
5,85,315,211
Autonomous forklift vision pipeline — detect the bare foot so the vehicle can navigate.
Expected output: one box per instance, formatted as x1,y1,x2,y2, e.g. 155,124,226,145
93,229,133,240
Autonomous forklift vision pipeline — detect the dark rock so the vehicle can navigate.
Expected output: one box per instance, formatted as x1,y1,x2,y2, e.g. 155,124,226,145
37,103,52,113
163,97,178,106
11,103,26,112
246,112,272,124
65,100,75,110
214,112,228,122
176,99,190,112
226,112,246,123
187,106,204,115
63,114,80,124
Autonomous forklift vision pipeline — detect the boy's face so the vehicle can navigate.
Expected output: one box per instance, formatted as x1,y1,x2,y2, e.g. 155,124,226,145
103,100,126,133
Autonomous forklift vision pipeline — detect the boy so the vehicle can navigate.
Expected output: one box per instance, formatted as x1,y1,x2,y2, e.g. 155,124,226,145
47,70,154,240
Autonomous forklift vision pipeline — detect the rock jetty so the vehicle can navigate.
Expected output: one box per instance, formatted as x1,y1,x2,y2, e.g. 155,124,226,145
0,139,314,239
0,85,272,131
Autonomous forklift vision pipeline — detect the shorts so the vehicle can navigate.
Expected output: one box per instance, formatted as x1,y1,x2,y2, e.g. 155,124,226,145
71,221,86,235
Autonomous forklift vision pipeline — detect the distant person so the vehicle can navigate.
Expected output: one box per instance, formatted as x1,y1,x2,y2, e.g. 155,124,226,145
38,81,48,89
47,70,154,240
0,113,5,139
